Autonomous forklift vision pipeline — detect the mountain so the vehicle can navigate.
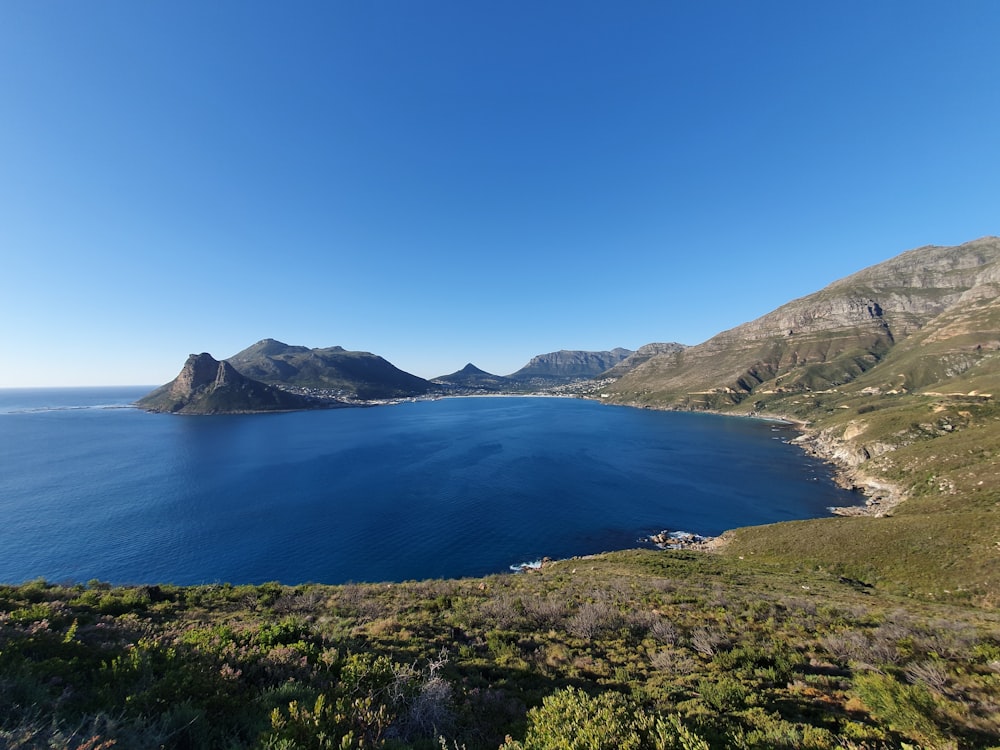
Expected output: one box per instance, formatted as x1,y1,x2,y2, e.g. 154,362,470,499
609,237,1000,410
605,237,1000,602
431,363,518,391
599,342,688,378
136,353,316,414
507,348,633,384
226,339,435,399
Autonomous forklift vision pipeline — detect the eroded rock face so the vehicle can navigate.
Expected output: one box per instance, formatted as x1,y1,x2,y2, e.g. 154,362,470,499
167,353,221,401
610,237,1000,404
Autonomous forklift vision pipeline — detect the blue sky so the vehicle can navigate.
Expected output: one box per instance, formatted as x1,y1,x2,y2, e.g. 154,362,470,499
2,2,998,387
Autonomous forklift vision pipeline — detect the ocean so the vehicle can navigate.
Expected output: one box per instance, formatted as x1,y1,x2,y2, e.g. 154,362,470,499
0,387,857,585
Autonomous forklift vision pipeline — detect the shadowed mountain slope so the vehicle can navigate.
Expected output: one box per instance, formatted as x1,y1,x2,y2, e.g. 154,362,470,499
136,353,316,414
226,338,435,399
507,348,633,384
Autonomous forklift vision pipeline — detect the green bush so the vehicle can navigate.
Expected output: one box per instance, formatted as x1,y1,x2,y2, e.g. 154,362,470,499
698,676,750,713
853,672,948,747
499,686,708,750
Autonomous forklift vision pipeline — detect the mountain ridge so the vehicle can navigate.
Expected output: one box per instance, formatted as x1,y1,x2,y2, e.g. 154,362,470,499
608,236,1000,409
226,338,435,399
506,348,633,384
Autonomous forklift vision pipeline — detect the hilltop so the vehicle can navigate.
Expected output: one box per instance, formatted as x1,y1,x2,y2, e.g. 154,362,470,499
227,339,437,400
600,342,689,379
431,363,519,392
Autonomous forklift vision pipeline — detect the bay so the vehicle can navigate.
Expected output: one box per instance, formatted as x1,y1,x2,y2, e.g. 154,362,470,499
0,388,857,585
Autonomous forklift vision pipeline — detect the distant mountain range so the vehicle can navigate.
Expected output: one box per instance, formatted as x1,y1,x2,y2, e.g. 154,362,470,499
139,343,647,413
505,348,634,385
140,236,1000,418
431,349,664,392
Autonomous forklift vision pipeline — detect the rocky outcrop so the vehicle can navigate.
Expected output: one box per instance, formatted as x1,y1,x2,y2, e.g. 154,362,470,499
788,424,905,517
136,353,318,414
507,348,633,384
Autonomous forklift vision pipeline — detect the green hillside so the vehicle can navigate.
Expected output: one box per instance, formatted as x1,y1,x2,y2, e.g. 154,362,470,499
3,552,998,749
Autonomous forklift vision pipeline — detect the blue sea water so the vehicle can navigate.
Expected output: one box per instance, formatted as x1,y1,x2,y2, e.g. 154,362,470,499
0,388,858,586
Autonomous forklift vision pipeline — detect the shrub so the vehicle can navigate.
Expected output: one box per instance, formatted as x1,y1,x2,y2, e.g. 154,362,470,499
853,672,948,747
499,686,708,750
567,601,622,640
697,676,750,713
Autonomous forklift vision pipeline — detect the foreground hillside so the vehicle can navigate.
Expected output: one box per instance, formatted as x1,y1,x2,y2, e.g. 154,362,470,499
606,238,1000,606
3,552,999,749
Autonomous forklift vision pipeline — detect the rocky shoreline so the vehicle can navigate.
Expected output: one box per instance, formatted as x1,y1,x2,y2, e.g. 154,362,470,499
783,419,906,517
695,406,908,518
647,529,731,551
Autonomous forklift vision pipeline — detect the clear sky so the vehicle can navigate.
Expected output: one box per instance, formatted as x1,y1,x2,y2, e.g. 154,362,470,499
2,2,998,387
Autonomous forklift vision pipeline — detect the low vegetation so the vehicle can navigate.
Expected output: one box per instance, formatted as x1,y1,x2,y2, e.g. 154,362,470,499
3,551,999,749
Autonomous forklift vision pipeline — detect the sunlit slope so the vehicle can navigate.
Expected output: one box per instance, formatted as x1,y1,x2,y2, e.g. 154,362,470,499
608,237,1000,410
721,287,1000,604
605,236,1000,604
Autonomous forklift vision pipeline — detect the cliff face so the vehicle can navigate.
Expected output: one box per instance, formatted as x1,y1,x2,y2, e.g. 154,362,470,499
507,348,633,383
137,353,316,414
610,237,1000,408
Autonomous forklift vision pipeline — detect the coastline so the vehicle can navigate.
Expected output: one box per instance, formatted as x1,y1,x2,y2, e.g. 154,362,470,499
784,421,906,517
595,397,909,553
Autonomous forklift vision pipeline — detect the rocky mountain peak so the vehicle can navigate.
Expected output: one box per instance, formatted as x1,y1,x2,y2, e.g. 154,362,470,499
138,352,316,414
169,353,223,399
